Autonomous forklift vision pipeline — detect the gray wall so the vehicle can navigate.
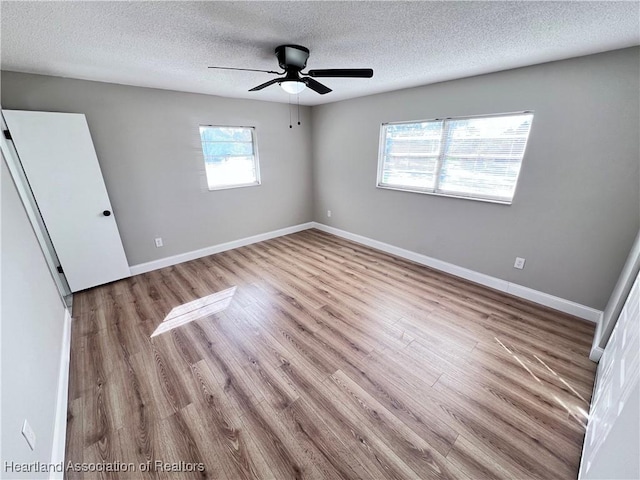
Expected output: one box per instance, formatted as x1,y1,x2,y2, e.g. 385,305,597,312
2,48,638,309
312,47,640,310
0,72,314,266
1,156,66,478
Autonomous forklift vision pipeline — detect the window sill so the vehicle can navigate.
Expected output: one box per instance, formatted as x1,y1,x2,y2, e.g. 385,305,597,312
207,181,261,192
376,184,513,205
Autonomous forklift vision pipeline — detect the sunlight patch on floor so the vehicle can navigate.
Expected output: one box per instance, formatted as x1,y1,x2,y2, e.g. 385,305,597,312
150,286,236,338
494,336,541,383
534,353,588,405
493,336,589,427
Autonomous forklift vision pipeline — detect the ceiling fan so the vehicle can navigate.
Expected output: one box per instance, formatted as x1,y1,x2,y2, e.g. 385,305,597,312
208,44,373,95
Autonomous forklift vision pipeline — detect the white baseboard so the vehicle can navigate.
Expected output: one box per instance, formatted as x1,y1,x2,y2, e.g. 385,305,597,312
588,312,605,363
129,220,601,323
129,222,315,276
50,308,72,480
312,222,602,323
589,345,604,362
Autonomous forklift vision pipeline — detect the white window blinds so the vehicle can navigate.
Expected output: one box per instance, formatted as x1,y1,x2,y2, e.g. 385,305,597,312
199,126,261,190
378,112,533,203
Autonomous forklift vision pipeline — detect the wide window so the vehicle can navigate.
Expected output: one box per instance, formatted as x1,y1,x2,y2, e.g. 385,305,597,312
199,126,260,190
377,112,533,203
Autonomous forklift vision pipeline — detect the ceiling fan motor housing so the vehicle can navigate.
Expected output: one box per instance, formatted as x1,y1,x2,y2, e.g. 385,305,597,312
276,45,310,71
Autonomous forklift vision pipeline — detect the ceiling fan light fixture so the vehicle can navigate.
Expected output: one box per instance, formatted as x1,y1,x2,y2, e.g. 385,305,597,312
280,80,306,95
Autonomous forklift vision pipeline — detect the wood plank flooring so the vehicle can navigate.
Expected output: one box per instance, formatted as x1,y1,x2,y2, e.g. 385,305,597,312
66,229,596,479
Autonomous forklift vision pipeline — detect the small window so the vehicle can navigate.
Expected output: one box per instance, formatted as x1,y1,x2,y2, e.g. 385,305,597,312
199,126,260,190
377,112,533,204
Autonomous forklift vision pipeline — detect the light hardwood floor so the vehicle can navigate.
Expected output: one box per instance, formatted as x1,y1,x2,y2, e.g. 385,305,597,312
66,229,596,479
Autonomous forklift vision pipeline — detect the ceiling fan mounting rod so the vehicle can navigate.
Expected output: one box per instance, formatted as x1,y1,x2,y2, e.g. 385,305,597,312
275,45,310,72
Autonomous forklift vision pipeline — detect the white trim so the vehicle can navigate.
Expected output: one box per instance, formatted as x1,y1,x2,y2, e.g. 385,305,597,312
589,311,605,363
50,308,72,480
589,345,604,363
376,183,513,205
506,283,601,322
129,222,315,276
312,222,602,323
200,125,261,191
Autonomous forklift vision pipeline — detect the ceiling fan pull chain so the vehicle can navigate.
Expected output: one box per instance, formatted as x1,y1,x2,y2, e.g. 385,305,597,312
289,95,292,129
297,94,301,126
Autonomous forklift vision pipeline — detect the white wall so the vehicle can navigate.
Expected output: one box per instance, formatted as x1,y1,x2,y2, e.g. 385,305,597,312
1,156,67,478
312,47,640,310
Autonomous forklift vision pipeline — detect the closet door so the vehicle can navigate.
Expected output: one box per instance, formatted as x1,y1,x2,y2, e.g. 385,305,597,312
4,110,130,292
579,271,639,479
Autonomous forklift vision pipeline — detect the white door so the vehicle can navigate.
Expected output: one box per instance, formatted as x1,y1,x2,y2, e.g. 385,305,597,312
3,110,130,292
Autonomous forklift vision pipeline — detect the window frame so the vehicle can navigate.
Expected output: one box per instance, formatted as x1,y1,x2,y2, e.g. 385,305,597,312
376,111,533,205
199,125,261,191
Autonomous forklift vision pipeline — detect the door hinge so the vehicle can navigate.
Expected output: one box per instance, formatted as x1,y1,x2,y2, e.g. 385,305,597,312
57,266,64,274
3,130,12,140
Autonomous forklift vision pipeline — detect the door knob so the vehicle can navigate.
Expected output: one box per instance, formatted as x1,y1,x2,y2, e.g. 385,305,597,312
103,210,112,217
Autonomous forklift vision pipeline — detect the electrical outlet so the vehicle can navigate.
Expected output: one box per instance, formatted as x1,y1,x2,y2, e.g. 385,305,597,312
155,237,163,248
327,210,332,218
514,257,526,270
22,419,36,451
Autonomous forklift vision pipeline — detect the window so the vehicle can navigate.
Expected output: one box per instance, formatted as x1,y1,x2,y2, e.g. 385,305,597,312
199,126,260,190
377,112,533,204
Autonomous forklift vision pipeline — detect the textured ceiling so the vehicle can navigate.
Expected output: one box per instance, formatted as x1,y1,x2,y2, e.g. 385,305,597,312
1,1,639,106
